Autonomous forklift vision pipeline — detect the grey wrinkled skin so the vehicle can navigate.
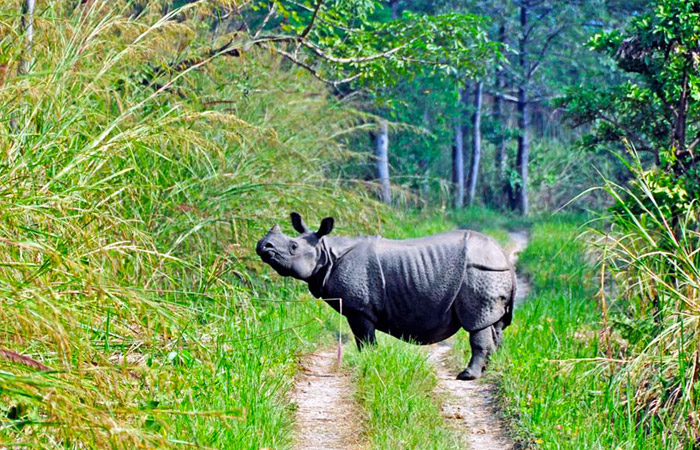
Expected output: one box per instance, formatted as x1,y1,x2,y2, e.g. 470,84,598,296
256,212,516,380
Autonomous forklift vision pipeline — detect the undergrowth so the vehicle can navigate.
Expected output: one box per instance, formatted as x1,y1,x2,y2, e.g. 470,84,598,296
490,213,697,449
0,2,384,448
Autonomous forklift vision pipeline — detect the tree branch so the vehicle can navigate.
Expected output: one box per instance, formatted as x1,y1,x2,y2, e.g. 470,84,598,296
252,2,278,39
528,25,565,78
274,48,362,87
300,0,324,38
300,38,412,64
597,113,657,155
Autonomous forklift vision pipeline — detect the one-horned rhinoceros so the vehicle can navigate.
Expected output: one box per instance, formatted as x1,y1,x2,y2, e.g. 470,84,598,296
256,212,515,380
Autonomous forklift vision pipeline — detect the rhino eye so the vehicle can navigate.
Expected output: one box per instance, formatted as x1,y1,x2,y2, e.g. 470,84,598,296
289,241,299,253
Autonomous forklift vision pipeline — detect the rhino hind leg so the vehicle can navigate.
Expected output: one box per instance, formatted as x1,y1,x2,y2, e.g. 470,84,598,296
457,325,497,380
492,318,505,348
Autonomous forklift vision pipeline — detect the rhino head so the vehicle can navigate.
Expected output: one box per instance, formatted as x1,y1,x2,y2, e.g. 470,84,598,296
256,212,334,280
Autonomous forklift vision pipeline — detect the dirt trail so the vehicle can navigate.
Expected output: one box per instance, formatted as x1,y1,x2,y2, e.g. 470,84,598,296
426,230,529,450
506,230,531,305
292,348,362,450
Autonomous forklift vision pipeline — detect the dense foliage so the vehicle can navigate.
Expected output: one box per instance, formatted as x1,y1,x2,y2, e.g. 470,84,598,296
0,1,387,447
1,0,699,449
563,0,700,205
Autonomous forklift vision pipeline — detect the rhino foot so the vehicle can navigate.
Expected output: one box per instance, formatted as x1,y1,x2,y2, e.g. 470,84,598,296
456,368,481,381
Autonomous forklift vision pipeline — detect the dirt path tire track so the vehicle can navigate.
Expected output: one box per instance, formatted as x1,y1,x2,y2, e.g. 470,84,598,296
427,230,530,450
292,348,362,450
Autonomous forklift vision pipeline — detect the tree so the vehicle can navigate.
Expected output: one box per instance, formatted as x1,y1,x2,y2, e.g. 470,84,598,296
375,119,391,203
515,1,531,214
149,1,497,204
467,80,482,205
493,19,507,183
562,0,700,198
257,1,497,203
453,86,468,207
452,120,465,207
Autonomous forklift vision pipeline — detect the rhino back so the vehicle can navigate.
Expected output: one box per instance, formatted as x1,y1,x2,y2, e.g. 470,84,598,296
376,231,468,303
464,231,511,270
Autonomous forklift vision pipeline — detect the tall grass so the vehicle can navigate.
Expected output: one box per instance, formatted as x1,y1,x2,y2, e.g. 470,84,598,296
588,161,700,447
489,206,697,448
0,1,383,448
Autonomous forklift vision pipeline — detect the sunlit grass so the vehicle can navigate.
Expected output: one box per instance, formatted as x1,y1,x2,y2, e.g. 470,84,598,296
488,214,696,449
0,1,385,448
345,336,461,450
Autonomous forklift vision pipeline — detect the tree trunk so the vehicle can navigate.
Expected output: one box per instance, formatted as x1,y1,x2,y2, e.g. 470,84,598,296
467,81,483,205
375,119,391,203
494,22,507,183
452,123,465,208
19,0,35,76
516,2,530,215
452,86,469,208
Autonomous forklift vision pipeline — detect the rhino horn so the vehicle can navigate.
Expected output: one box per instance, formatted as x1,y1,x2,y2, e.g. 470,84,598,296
269,223,282,234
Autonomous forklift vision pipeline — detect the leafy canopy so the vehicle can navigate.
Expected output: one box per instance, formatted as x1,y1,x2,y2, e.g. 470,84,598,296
562,0,700,178
250,0,498,89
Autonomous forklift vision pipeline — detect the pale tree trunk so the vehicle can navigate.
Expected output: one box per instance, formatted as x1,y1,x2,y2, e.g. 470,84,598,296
467,81,483,205
516,2,530,215
452,86,468,208
452,123,465,208
493,22,507,183
375,119,391,203
19,0,35,76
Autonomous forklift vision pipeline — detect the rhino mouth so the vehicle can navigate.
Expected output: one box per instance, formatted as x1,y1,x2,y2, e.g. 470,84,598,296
259,250,291,271
259,250,278,264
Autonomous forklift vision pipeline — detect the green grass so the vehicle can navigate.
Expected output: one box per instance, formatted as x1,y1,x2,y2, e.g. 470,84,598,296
484,215,694,449
0,3,384,448
345,337,461,449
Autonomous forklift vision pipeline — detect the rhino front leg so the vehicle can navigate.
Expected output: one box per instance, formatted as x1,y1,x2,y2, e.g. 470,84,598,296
346,312,376,351
457,326,496,381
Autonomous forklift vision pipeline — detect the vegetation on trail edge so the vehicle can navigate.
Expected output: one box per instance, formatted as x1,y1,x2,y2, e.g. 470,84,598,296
0,4,386,448
487,217,697,449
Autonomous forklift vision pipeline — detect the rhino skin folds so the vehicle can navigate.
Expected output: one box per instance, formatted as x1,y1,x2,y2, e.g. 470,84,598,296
257,213,516,380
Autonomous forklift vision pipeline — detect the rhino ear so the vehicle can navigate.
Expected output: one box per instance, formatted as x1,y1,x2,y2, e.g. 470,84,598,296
316,217,334,238
290,212,309,234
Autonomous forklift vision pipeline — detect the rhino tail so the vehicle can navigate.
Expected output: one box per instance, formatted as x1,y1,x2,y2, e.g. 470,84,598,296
502,266,516,329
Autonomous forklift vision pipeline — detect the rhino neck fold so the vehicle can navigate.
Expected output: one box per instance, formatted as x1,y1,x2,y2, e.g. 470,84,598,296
305,238,334,298
305,236,377,298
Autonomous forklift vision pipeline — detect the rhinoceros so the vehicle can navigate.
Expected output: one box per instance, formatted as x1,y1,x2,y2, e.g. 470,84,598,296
256,212,515,380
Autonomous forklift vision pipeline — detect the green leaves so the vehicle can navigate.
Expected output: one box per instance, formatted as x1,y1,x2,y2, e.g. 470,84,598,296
562,0,700,197
252,0,498,89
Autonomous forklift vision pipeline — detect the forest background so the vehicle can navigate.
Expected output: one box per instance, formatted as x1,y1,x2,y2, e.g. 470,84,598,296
0,0,698,449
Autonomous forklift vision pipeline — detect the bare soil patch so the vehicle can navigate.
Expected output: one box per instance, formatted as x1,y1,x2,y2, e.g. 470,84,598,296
428,342,515,449
292,348,362,450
